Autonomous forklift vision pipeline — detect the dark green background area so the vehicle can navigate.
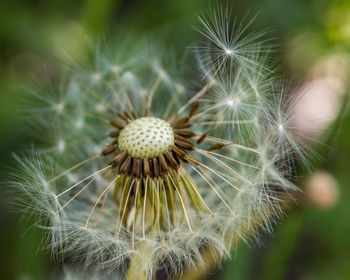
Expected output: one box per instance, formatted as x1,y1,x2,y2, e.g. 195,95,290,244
0,0,349,279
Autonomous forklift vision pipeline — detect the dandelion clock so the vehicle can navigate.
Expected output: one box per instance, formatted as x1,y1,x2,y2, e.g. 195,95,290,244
12,8,307,280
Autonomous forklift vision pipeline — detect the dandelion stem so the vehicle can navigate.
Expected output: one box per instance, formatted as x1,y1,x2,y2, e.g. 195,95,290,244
126,241,150,280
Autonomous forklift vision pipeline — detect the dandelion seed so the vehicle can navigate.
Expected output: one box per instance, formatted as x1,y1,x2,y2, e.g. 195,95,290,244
75,118,84,130
92,73,102,83
12,7,307,280
55,103,65,113
57,140,65,152
111,65,119,73
227,98,234,107
225,48,233,55
95,103,106,113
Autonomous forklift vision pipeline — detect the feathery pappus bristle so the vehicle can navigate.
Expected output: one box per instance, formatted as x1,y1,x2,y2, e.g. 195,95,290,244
11,7,308,279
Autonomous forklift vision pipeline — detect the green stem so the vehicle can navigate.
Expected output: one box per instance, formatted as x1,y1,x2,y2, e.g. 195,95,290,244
126,240,152,280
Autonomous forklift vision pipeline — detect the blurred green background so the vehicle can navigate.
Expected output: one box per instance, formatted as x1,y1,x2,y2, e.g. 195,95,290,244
1,0,349,279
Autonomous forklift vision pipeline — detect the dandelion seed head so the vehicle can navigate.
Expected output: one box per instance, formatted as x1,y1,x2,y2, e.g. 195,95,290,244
12,7,309,279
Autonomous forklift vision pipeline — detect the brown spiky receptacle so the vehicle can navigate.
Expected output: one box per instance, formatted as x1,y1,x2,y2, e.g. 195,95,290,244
101,100,226,240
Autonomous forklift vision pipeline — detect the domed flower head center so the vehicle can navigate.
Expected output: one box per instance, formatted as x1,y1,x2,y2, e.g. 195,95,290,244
105,106,202,178
118,117,175,159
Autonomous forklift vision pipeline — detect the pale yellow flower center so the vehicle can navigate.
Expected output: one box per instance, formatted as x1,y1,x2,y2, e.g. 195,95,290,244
118,117,175,159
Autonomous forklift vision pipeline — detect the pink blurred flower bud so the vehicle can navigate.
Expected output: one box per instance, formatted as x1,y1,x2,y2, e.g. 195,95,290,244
305,171,339,209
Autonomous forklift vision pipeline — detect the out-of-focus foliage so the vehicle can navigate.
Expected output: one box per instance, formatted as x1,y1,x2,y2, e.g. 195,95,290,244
0,0,349,279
